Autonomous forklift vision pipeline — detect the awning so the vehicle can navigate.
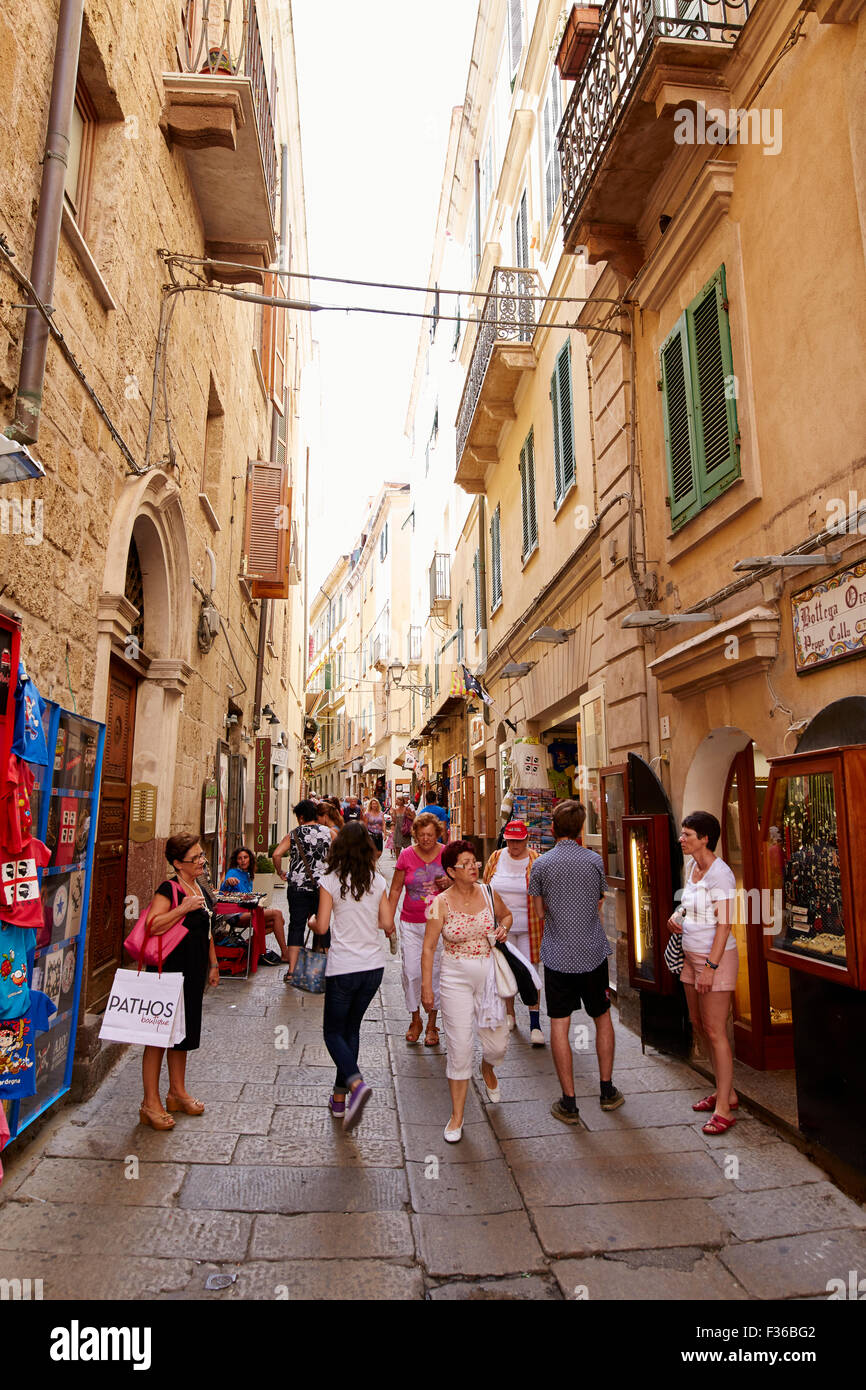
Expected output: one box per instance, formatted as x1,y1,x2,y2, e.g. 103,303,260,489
363,756,386,773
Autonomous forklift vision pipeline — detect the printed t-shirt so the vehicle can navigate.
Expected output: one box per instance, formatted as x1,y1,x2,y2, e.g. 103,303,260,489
681,858,737,955
287,824,332,891
12,664,49,766
319,870,387,977
0,989,56,1098
0,1088,9,1179
343,804,362,822
0,753,35,854
0,924,32,1019
0,838,51,929
396,846,444,924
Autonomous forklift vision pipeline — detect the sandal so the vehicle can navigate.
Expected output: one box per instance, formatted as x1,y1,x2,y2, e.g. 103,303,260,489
424,1027,440,1047
702,1112,737,1135
693,1093,739,1113
405,1017,423,1045
165,1093,205,1116
139,1104,175,1130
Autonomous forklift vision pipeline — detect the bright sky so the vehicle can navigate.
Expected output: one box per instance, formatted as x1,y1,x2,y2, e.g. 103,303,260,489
292,1,478,593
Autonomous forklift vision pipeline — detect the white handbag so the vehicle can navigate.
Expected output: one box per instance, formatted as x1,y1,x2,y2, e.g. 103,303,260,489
98,969,186,1048
490,943,518,999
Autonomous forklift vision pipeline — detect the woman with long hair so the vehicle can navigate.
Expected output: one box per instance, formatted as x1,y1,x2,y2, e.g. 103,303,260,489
312,821,396,1130
317,800,343,839
363,797,385,854
220,845,291,966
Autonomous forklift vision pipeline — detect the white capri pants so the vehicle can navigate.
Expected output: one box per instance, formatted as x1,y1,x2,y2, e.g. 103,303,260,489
400,917,440,1013
439,952,510,1081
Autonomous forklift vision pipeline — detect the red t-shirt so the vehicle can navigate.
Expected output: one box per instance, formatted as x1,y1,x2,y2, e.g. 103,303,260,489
0,754,35,855
0,838,51,929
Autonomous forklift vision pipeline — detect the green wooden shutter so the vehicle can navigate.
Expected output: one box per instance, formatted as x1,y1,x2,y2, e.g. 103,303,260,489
550,365,563,501
527,429,538,548
689,267,739,502
490,505,502,606
473,548,482,631
661,315,698,526
551,342,575,503
519,445,530,556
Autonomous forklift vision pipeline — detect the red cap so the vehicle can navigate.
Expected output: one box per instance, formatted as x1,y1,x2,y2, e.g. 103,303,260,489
503,820,529,840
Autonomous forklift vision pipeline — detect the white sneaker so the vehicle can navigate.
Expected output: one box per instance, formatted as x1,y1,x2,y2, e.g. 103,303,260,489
530,1027,545,1047
507,1016,516,1032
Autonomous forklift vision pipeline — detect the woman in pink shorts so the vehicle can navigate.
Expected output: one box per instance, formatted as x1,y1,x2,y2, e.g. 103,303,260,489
668,811,739,1136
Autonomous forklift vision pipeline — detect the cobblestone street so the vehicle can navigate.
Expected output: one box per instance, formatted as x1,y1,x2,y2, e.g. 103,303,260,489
2,856,865,1302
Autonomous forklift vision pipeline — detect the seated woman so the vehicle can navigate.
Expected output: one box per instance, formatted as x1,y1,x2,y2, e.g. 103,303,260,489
220,845,290,967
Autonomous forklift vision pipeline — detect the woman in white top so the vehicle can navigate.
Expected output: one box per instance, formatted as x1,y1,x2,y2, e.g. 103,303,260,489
667,811,739,1135
313,822,396,1131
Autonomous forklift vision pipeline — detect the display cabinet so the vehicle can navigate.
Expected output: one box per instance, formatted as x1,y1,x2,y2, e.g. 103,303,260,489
761,745,866,990
623,814,675,994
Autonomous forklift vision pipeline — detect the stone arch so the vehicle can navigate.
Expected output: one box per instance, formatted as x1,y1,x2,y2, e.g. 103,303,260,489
680,726,753,825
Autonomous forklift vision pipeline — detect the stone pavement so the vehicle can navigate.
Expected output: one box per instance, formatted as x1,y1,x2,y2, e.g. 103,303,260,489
2,858,865,1301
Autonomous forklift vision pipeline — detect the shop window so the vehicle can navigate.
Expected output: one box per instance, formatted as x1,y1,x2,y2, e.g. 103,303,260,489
490,505,502,610
551,340,575,507
519,429,538,559
660,265,740,531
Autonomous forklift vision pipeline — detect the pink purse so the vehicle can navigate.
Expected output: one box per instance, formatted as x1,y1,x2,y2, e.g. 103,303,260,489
124,880,189,970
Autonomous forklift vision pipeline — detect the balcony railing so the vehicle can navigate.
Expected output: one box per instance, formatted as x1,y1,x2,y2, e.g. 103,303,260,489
558,0,750,243
455,266,542,467
429,554,451,613
180,0,277,220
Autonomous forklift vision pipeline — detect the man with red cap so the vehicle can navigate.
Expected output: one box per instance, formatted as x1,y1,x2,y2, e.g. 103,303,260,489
483,820,545,1045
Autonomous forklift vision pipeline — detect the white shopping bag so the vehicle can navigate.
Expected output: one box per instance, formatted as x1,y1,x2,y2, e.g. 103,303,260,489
99,969,186,1048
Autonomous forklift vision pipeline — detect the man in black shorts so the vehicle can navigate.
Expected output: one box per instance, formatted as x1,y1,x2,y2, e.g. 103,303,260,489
529,799,624,1124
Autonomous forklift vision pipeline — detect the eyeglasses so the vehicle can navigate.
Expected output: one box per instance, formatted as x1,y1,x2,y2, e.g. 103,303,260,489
181,852,207,863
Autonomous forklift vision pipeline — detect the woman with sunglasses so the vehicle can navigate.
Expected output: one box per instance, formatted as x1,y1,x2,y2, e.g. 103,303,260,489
139,833,218,1130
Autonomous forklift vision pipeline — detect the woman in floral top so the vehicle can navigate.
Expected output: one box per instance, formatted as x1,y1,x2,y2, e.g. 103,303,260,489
273,800,333,982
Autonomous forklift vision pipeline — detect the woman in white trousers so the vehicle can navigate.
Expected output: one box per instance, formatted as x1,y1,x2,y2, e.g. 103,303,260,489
421,839,512,1142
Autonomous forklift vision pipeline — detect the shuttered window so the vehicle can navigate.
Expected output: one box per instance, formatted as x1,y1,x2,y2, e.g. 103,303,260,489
508,0,523,76
542,69,563,228
473,548,482,633
260,272,287,409
661,266,740,531
456,602,465,662
519,429,538,558
243,459,291,599
551,340,576,505
490,505,502,609
515,190,529,269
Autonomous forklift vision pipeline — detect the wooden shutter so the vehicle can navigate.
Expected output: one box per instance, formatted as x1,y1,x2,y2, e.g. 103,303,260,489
260,273,286,407
473,548,482,631
490,506,502,606
462,776,475,836
543,74,562,228
526,428,537,549
690,268,739,502
519,445,530,556
661,316,698,526
244,459,291,599
508,0,523,73
516,190,529,268
551,342,575,502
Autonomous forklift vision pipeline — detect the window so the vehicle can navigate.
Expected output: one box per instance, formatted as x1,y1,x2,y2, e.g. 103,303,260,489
379,523,388,562
201,375,225,496
519,429,538,557
424,664,430,706
551,339,576,506
260,272,287,407
481,135,495,223
467,192,478,289
515,190,529,269
409,625,422,662
661,266,740,530
434,645,440,696
541,69,563,229
456,602,465,663
473,548,483,633
490,505,502,609
65,77,98,231
508,0,523,77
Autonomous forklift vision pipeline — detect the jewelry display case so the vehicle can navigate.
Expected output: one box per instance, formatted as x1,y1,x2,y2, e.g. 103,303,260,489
761,745,866,990
623,814,675,994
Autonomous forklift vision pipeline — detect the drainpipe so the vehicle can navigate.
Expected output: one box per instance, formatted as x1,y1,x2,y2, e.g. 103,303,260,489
12,0,85,443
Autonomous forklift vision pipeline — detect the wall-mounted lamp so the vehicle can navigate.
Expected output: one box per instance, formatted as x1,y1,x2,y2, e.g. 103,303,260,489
0,434,46,483
732,552,842,572
529,625,575,644
501,661,534,677
387,659,431,698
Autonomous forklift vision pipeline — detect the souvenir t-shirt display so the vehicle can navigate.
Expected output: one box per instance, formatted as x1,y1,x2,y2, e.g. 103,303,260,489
0,837,51,930
0,924,32,1019
0,989,56,1098
11,662,49,767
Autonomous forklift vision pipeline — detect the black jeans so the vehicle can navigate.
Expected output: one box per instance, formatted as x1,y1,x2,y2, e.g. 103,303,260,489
322,967,384,1091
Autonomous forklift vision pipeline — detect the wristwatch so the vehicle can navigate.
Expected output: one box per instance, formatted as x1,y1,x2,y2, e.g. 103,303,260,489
704,958,719,970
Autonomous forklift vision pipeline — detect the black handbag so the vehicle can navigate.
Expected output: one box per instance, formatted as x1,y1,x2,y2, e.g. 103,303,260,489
495,940,539,1005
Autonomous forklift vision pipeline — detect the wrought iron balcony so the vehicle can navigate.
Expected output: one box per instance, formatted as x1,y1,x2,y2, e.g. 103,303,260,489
455,266,542,493
557,0,751,264
162,0,278,283
429,553,451,614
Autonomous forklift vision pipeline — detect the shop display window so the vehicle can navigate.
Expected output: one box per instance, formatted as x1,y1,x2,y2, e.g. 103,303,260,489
600,765,628,887
762,746,866,990
623,814,675,995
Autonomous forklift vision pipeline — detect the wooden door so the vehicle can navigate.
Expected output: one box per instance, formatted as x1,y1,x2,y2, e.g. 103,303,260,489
87,658,137,1010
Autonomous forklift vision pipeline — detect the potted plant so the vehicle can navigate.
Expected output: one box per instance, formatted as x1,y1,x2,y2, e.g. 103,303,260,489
554,5,602,81
253,851,275,906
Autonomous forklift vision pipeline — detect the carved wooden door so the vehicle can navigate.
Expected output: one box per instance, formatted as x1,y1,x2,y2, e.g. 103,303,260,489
87,658,137,1010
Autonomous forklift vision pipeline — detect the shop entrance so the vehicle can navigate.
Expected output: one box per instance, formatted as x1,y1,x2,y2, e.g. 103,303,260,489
87,655,138,1011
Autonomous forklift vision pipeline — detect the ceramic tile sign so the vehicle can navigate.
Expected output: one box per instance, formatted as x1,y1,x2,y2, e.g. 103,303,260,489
792,559,866,674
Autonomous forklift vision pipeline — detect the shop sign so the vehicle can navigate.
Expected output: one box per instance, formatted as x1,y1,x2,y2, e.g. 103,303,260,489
202,779,218,837
469,714,485,751
792,560,866,674
271,745,288,769
253,737,271,852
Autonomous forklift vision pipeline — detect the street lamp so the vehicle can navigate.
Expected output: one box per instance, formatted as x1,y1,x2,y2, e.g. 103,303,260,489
0,434,46,483
529,625,575,643
387,659,431,699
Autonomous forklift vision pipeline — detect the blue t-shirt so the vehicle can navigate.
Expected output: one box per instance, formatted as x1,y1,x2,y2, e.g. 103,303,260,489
220,866,253,894
12,664,49,767
0,924,32,1019
0,988,56,1097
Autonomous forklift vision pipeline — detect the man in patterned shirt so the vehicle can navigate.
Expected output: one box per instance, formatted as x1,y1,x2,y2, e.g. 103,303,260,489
529,799,624,1124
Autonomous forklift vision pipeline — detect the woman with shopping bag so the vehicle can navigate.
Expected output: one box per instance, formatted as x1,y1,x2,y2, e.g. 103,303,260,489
139,833,219,1130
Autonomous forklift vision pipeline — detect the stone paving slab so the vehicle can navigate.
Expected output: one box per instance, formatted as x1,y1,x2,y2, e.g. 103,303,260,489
395,1075,484,1125
576,1090,712,1130
230,1259,424,1301
412,1211,546,1277
429,1276,561,1300
0,1252,194,1300
400,1121,503,1163
510,1150,729,1206
43,1126,238,1165
531,1197,730,1258
300,1042,391,1068
406,1158,524,1215
21,1157,189,1207
387,1049,455,1077
273,1065,393,1088
179,1164,409,1214
720,1230,866,1299
709,1182,866,1243
234,1135,405,1168
487,1098,590,1139
269,1103,400,1140
250,1211,414,1260
106,1074,248,1102
0,1202,252,1260
551,1252,748,1301
80,1098,274,1134
707,1144,826,1191
697,1119,783,1150
239,1082,395,1108
499,1127,708,1164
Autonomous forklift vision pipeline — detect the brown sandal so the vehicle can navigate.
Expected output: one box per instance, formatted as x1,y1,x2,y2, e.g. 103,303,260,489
165,1093,205,1116
139,1104,175,1130
405,1017,423,1045
424,1027,440,1047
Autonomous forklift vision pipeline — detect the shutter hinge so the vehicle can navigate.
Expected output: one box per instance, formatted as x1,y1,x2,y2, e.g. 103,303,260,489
733,432,741,447
657,378,663,392
665,497,671,509
721,298,729,312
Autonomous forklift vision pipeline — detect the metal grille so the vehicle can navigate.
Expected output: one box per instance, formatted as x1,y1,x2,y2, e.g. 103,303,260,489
456,265,542,466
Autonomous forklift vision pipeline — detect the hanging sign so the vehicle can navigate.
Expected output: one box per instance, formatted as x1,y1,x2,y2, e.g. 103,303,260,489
469,714,485,751
202,779,218,837
792,560,866,674
254,737,271,853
